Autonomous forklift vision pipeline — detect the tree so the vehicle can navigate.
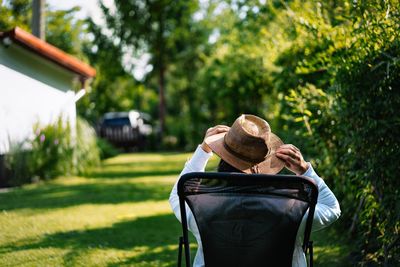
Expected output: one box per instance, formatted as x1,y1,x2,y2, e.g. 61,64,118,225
78,18,157,124
45,6,85,58
100,0,201,140
0,0,31,30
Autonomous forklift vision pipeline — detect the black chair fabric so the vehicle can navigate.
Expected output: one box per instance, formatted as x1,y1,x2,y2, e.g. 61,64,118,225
177,172,318,267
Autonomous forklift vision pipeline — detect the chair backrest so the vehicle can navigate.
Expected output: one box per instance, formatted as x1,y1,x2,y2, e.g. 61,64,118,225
178,172,318,267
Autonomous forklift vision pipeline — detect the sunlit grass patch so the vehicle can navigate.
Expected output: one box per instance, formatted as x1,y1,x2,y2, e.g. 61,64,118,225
0,247,67,267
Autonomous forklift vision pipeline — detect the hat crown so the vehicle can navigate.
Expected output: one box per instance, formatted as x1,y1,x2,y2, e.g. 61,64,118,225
225,115,270,163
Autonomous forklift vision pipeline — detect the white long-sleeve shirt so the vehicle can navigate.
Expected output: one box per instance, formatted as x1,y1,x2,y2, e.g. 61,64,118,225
169,146,341,267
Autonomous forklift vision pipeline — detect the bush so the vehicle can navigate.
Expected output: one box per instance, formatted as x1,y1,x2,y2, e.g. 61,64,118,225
74,117,101,175
96,137,120,160
333,41,400,265
29,117,74,180
6,116,101,185
272,1,400,265
5,143,34,186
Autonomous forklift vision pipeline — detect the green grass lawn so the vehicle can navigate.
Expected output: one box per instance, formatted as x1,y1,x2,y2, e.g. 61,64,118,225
0,152,350,266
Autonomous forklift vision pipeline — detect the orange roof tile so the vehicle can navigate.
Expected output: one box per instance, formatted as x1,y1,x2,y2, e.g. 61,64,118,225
0,27,96,79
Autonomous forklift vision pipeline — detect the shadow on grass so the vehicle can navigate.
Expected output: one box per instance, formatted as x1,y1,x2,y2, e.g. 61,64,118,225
0,214,190,266
0,152,188,210
0,181,170,211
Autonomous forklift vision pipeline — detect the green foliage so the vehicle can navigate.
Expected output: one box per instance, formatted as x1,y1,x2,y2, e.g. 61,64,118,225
45,6,86,59
6,117,100,185
4,142,32,186
6,117,73,184
100,0,204,136
0,0,31,30
334,36,400,266
78,19,156,124
96,137,120,160
200,43,271,123
266,1,400,264
29,117,74,180
74,117,101,175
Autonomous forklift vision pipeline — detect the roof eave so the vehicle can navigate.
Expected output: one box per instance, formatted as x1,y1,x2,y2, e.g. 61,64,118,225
1,27,96,79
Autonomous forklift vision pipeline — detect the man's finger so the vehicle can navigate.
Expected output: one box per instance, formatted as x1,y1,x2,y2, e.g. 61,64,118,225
278,144,300,152
277,146,297,154
291,145,300,152
276,152,297,165
212,125,229,130
212,126,230,132
276,152,289,161
213,128,229,134
276,148,299,160
210,125,229,132
216,127,230,132
207,127,229,137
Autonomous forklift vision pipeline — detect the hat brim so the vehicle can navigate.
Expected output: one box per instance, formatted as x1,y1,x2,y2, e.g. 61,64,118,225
205,132,285,174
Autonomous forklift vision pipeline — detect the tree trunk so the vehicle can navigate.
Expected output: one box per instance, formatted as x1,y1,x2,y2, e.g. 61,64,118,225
157,8,166,144
158,63,166,142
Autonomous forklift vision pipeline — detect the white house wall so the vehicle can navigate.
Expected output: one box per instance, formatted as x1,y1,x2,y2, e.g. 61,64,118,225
0,44,75,92
0,64,77,154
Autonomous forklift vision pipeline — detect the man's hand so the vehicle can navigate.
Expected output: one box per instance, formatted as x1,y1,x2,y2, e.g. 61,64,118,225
201,125,230,153
276,144,309,175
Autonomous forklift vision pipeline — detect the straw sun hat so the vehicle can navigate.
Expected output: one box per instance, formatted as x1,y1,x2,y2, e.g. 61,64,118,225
205,114,285,174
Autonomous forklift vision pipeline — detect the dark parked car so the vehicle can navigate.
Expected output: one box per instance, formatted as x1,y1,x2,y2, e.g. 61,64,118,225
98,110,152,150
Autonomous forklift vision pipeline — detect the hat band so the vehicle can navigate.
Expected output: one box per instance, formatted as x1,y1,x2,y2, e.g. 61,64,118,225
223,135,264,164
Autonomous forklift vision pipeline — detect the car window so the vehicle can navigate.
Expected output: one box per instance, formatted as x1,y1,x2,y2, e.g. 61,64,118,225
103,117,130,126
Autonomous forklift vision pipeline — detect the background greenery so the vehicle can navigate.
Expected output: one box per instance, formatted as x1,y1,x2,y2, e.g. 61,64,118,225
1,0,399,265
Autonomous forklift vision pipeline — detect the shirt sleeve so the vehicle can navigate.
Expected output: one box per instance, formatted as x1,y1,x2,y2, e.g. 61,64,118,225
300,163,341,233
169,145,213,231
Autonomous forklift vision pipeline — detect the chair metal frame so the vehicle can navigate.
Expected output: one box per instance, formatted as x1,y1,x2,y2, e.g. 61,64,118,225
177,172,318,267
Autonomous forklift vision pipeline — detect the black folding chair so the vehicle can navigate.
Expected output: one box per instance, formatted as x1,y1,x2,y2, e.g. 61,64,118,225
177,172,318,267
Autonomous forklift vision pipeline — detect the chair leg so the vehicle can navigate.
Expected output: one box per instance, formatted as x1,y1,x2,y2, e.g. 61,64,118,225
309,241,314,267
178,236,183,267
